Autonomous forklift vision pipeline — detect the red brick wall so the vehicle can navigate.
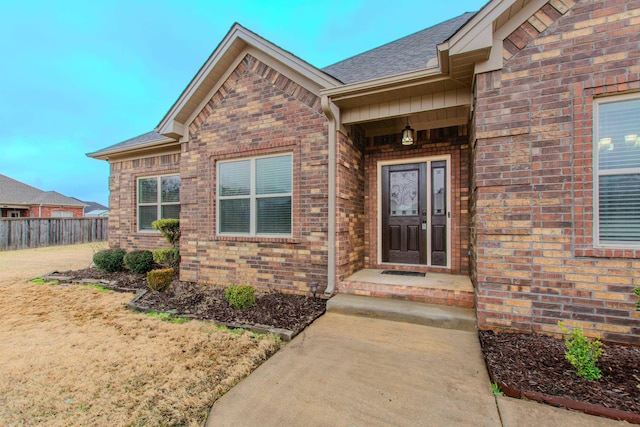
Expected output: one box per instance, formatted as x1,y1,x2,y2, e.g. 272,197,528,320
179,54,329,295
335,127,366,282
363,127,470,275
473,0,640,344
107,153,181,250
31,206,85,218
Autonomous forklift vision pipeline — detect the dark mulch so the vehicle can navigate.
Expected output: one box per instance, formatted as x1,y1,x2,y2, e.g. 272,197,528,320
54,268,326,334
480,330,640,414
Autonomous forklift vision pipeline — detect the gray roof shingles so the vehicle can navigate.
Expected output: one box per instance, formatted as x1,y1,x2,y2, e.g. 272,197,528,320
0,174,85,207
87,131,171,158
321,12,475,84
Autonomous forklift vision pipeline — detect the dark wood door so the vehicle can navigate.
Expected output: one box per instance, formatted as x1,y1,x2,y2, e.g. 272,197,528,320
381,163,427,264
430,161,447,266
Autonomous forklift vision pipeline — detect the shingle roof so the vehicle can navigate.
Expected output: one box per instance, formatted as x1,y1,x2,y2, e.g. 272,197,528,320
322,12,476,84
87,131,174,158
0,174,85,207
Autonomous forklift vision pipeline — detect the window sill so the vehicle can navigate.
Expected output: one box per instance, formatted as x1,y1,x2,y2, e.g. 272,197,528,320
215,234,299,244
575,248,640,259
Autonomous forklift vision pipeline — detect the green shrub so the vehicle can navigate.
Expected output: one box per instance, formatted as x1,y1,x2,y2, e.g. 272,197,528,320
153,248,180,268
124,250,155,274
634,287,640,311
558,322,603,380
93,248,126,273
225,284,256,310
146,268,174,292
151,219,180,247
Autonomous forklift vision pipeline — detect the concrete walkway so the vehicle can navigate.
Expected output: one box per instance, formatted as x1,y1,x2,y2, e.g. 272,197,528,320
207,300,631,426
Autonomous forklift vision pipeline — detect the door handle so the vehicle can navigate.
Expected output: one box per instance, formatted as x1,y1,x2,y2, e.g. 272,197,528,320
422,209,427,217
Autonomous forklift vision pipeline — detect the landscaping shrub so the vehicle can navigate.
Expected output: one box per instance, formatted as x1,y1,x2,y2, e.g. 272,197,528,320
151,219,180,247
93,248,126,273
634,287,640,311
225,284,256,310
558,322,603,380
147,268,174,292
124,250,155,274
153,248,180,268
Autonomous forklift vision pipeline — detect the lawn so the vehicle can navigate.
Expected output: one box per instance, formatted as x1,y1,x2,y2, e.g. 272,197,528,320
0,245,281,426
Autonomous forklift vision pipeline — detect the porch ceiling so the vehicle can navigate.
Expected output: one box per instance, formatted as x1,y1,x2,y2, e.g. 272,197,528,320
356,105,470,138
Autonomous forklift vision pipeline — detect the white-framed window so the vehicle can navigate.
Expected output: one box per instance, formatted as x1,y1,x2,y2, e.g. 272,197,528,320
594,93,640,247
217,153,292,236
137,174,181,231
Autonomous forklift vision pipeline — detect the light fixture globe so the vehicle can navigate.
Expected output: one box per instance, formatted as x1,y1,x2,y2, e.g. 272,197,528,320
401,122,414,146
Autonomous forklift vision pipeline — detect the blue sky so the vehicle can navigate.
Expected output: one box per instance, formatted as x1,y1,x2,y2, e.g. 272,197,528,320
0,0,487,206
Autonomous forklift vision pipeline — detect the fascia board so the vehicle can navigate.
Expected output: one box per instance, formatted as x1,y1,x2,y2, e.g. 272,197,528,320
320,67,444,100
86,138,178,160
445,0,511,55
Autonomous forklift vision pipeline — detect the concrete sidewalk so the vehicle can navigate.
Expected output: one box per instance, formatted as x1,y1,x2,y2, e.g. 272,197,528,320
207,309,630,426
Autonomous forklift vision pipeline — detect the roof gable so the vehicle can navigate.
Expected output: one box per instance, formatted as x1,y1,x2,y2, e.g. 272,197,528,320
156,23,342,140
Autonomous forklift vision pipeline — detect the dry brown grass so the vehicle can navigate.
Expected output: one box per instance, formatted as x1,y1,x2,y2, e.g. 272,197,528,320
0,245,281,426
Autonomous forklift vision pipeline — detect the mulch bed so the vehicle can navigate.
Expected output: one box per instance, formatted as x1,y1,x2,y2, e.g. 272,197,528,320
480,330,640,422
51,268,326,337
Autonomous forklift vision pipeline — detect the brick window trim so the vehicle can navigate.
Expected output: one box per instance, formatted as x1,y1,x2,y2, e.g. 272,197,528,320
133,168,180,235
210,142,302,243
573,82,640,259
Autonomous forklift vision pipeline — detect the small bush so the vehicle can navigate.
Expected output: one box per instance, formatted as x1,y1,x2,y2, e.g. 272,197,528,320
153,248,180,268
93,248,126,273
225,284,256,310
634,287,640,311
124,250,155,274
147,268,174,292
559,322,603,380
151,219,180,247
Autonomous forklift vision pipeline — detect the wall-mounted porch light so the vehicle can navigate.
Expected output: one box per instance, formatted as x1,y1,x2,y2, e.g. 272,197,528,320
401,118,414,146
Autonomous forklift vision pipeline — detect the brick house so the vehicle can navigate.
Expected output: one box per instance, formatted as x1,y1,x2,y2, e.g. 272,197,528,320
0,174,85,218
89,0,640,345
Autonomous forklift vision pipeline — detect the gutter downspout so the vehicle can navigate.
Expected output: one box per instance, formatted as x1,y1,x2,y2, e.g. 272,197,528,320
321,95,340,297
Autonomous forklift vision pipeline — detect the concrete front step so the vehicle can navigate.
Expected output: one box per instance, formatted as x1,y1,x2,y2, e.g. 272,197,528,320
339,269,475,308
326,294,477,332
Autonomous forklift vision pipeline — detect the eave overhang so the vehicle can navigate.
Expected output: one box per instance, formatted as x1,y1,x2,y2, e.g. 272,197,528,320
86,137,179,161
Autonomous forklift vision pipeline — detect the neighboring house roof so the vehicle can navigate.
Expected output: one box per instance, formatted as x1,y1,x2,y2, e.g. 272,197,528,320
72,198,109,214
0,174,85,207
322,12,475,84
85,209,109,217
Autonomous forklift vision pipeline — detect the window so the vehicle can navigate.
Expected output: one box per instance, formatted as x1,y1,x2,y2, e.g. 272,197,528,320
51,211,73,218
138,175,180,231
217,153,292,236
594,94,640,246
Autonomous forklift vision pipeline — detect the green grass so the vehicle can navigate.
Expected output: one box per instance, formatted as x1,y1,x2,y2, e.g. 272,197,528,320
82,283,110,292
31,278,58,286
146,311,190,324
491,382,505,396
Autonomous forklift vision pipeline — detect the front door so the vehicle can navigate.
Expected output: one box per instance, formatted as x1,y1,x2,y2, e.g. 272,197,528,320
381,161,448,266
381,163,427,264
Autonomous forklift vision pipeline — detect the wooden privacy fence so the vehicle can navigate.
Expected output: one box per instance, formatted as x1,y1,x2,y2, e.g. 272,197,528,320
0,218,108,251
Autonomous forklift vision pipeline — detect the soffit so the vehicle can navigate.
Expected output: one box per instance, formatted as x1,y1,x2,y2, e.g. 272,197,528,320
357,105,471,138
